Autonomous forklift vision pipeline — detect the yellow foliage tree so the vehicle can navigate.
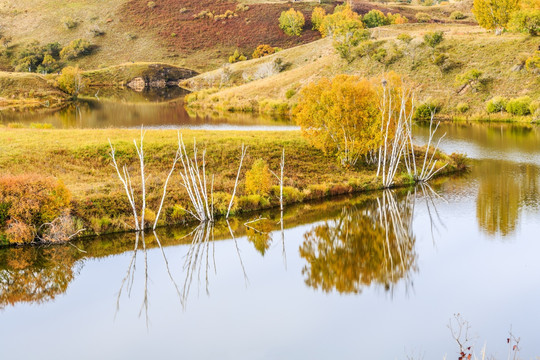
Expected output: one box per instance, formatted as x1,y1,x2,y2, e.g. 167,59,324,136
279,8,305,36
319,4,363,37
311,7,326,31
293,75,381,167
56,66,86,97
472,0,520,33
245,159,272,196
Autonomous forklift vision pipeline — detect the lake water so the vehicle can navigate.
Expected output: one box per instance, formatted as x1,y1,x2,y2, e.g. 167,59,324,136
1,109,540,358
0,87,295,130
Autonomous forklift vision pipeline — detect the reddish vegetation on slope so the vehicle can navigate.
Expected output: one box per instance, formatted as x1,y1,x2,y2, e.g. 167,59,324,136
122,0,336,54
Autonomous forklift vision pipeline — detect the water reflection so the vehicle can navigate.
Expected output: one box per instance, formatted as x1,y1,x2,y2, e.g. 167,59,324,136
475,160,540,237
0,88,293,129
299,190,418,294
0,246,83,309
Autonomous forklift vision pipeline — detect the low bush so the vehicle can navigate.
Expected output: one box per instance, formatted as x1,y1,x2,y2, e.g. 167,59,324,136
415,12,431,23
285,88,296,99
363,9,390,28
0,175,71,244
229,49,247,63
62,17,78,29
424,31,444,48
525,51,540,73
456,102,470,113
60,39,91,60
387,12,408,24
506,96,532,115
252,44,275,59
450,11,466,20
486,96,507,113
414,101,441,120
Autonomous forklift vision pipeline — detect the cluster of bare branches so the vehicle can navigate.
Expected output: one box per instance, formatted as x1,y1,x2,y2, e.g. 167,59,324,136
376,78,448,188
109,127,180,231
109,128,248,230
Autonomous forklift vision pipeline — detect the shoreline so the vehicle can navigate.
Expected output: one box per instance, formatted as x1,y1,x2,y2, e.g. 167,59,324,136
0,128,465,246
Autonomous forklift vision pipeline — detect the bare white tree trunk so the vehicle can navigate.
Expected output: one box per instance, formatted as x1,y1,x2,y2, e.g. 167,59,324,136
153,132,182,230
178,135,214,222
270,148,285,212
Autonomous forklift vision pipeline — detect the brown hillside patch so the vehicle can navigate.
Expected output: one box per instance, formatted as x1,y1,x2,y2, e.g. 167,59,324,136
121,0,336,56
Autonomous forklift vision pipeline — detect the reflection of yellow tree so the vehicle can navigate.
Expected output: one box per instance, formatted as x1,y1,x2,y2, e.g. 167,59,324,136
0,246,82,309
246,219,274,256
299,191,417,294
476,161,522,236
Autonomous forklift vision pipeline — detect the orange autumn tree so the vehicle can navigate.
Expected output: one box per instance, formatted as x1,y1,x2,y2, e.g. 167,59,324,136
293,74,381,167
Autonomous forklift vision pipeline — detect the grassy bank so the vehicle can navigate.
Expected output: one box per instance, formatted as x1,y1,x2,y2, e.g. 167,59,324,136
182,24,539,121
0,72,69,111
0,128,463,245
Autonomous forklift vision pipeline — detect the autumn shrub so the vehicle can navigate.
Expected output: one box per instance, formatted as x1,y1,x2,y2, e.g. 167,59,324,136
271,186,303,204
12,41,62,73
525,51,540,72
450,11,466,20
279,8,305,36
414,100,441,120
245,159,272,196
252,44,275,58
60,39,91,60
363,10,390,28
0,175,71,244
238,194,270,211
456,102,470,113
456,68,484,92
510,9,540,35
62,16,78,29
293,74,382,166
415,12,431,23
285,88,296,99
424,31,444,48
397,33,413,43
229,49,247,63
486,96,508,113
506,96,532,115
147,1,156,9
387,12,408,24
56,66,86,97
311,7,326,30
319,4,363,37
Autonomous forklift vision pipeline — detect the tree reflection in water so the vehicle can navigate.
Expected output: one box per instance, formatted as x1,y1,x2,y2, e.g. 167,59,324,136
476,161,540,237
0,246,84,310
299,188,433,294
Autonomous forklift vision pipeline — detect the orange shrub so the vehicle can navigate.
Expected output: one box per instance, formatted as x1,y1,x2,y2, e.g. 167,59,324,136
0,175,71,244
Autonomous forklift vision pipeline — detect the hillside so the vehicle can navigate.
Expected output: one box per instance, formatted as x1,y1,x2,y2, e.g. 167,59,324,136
0,0,476,72
182,23,540,120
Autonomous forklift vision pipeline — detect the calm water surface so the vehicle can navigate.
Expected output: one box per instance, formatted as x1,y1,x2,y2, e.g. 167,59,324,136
0,87,294,130
1,121,540,359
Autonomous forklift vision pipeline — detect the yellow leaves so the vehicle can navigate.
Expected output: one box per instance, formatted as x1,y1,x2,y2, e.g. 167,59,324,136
472,0,520,31
279,8,305,36
319,4,363,38
293,75,380,166
245,159,272,196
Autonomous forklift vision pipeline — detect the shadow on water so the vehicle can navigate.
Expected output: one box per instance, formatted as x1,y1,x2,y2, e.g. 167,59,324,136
0,184,446,313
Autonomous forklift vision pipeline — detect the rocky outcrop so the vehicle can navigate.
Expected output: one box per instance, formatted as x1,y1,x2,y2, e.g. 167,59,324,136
126,64,198,91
